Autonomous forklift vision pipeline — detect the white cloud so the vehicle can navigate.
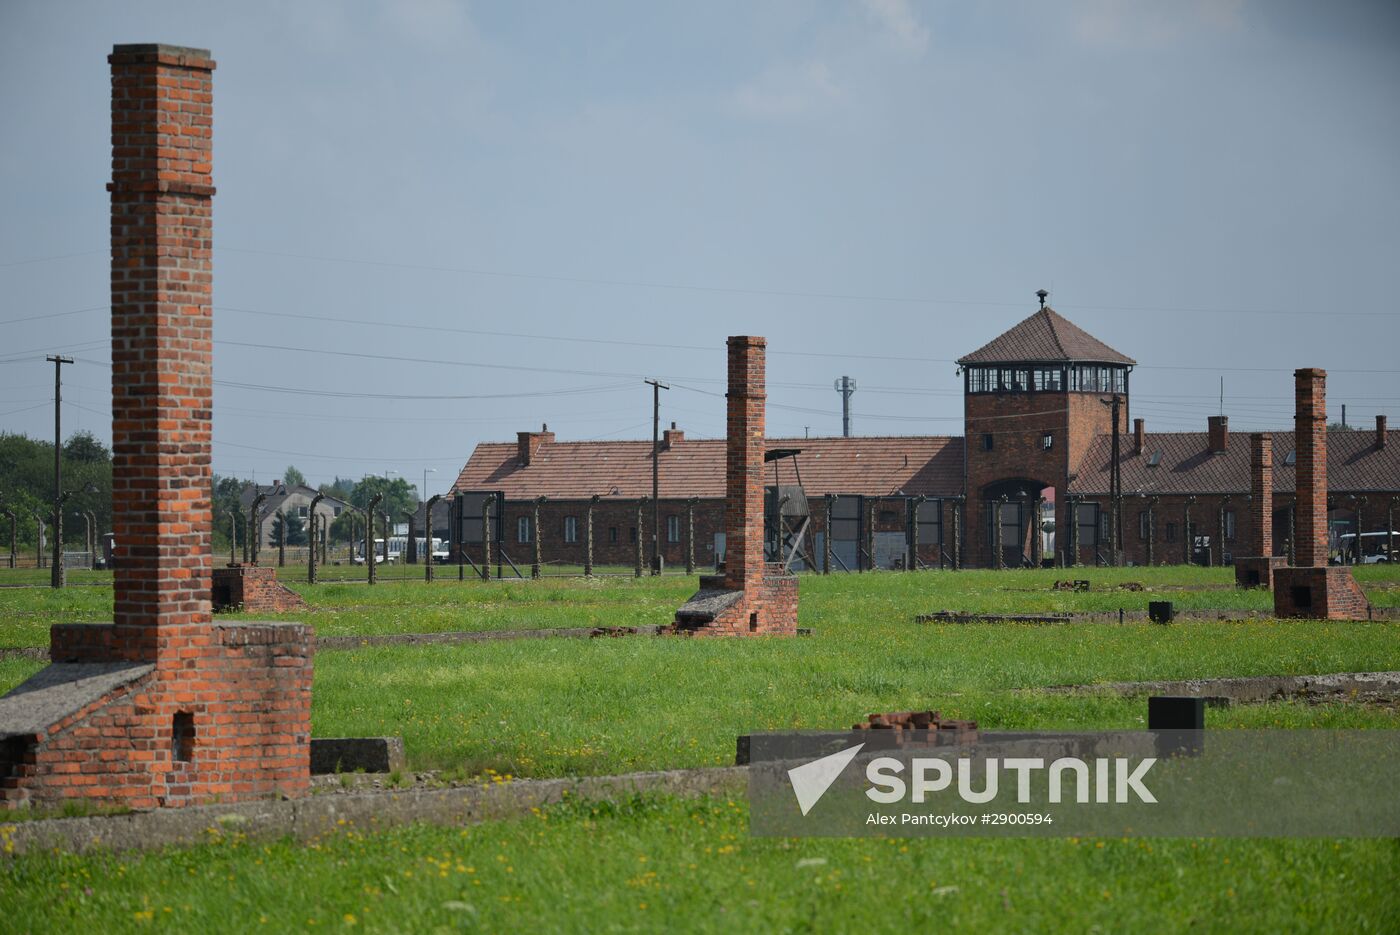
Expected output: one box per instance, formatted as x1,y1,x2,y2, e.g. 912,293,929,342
858,0,930,53
732,60,844,120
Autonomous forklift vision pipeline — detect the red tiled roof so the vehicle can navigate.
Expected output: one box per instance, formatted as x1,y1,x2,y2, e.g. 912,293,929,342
451,435,965,501
957,307,1135,366
1071,430,1400,496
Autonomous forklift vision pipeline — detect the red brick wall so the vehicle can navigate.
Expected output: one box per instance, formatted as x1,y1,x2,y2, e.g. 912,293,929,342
212,565,307,613
1248,433,1273,556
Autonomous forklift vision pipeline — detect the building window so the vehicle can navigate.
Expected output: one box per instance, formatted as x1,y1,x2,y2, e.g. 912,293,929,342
517,515,532,543
1075,503,1100,547
1225,510,1236,541
333,506,342,516
1042,433,1053,451
298,506,308,518
666,515,680,543
982,434,994,452
564,516,578,543
629,527,637,543
1165,522,1177,543
879,510,898,524
608,526,619,543
1138,511,1150,541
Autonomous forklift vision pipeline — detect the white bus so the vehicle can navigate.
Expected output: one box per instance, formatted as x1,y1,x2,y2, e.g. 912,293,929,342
354,536,448,564
1336,531,1396,564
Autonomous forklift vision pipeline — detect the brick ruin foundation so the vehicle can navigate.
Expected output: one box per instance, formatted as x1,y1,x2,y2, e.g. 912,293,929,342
669,336,798,635
0,45,313,808
1234,432,1286,589
1272,369,1370,620
212,564,307,613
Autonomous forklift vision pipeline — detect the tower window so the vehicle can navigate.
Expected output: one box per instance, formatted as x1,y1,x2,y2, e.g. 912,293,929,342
982,434,994,452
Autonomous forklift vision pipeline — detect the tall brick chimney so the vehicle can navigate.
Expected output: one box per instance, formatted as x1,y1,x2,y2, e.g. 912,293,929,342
724,336,766,593
1292,370,1327,567
1378,415,1388,449
517,424,554,466
1207,416,1229,453
1249,433,1273,556
108,44,218,663
1133,418,1145,456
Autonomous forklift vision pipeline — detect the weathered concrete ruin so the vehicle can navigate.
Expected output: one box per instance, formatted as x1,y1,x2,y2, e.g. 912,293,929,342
669,336,798,635
1272,369,1370,619
0,45,313,809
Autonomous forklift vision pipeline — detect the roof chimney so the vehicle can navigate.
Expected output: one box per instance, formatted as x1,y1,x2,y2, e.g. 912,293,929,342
1378,415,1388,449
517,424,555,466
1208,415,1229,453
663,421,684,449
1133,418,1145,456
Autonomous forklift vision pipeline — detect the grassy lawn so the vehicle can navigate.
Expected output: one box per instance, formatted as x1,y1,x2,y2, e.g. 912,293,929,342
2,565,1398,932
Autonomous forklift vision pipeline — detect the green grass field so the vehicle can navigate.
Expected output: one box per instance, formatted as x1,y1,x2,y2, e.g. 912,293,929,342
2,565,1399,932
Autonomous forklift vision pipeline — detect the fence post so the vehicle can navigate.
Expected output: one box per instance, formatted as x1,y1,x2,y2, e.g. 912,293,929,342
1031,494,1044,568
406,509,419,565
425,494,442,582
481,494,493,582
1146,496,1158,566
951,498,962,571
908,496,925,571
585,494,598,577
1350,495,1367,565
33,511,45,568
367,494,382,585
1183,496,1195,565
276,510,286,567
308,492,325,583
2,508,15,568
380,512,390,565
1216,496,1232,568
248,492,266,565
865,498,876,572
823,495,834,574
635,498,645,578
81,510,94,569
993,495,1006,571
685,496,697,575
532,496,545,579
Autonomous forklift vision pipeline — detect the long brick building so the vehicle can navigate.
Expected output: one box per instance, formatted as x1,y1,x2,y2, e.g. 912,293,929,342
445,304,1399,571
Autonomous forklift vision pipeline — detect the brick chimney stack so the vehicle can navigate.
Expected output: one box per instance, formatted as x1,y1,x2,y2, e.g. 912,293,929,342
1133,418,1145,456
1378,415,1388,449
1208,416,1229,453
1293,369,1328,567
663,422,685,449
1249,433,1273,556
517,424,555,466
108,44,218,663
724,336,766,593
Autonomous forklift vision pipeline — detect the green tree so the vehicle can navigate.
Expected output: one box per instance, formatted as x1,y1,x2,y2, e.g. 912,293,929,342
271,511,308,547
350,476,417,523
283,465,307,488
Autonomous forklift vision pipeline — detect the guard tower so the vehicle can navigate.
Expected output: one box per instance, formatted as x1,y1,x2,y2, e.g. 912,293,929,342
958,291,1134,568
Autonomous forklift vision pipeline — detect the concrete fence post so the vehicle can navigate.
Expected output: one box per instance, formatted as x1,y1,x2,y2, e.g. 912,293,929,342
1286,499,1296,565
1183,496,1196,566
994,495,1006,571
951,498,962,571
865,499,877,572
380,512,390,565
1216,496,1232,567
1031,495,1044,568
282,509,295,566
406,509,419,565
249,492,266,565
1066,496,1078,566
1146,496,1158,566
685,496,697,575
367,494,383,586
908,496,926,571
532,496,546,579
635,498,646,578
2,508,15,569
823,494,834,575
584,494,598,577
308,492,325,584
228,510,238,565
425,494,442,582
1350,495,1367,565
33,510,46,568
481,495,493,582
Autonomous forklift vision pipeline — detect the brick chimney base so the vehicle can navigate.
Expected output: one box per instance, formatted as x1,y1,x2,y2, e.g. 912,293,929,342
1272,566,1370,620
667,564,798,636
1234,556,1287,590
0,622,312,809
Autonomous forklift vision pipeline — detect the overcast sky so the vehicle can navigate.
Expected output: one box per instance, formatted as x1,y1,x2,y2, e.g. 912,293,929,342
2,0,1397,495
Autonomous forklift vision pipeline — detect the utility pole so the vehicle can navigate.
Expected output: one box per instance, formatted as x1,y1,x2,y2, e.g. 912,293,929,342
644,378,669,575
1101,394,1123,565
833,376,857,437
47,355,73,589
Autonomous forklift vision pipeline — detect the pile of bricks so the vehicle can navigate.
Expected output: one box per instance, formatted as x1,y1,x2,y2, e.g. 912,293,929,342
852,710,978,745
1053,579,1090,592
